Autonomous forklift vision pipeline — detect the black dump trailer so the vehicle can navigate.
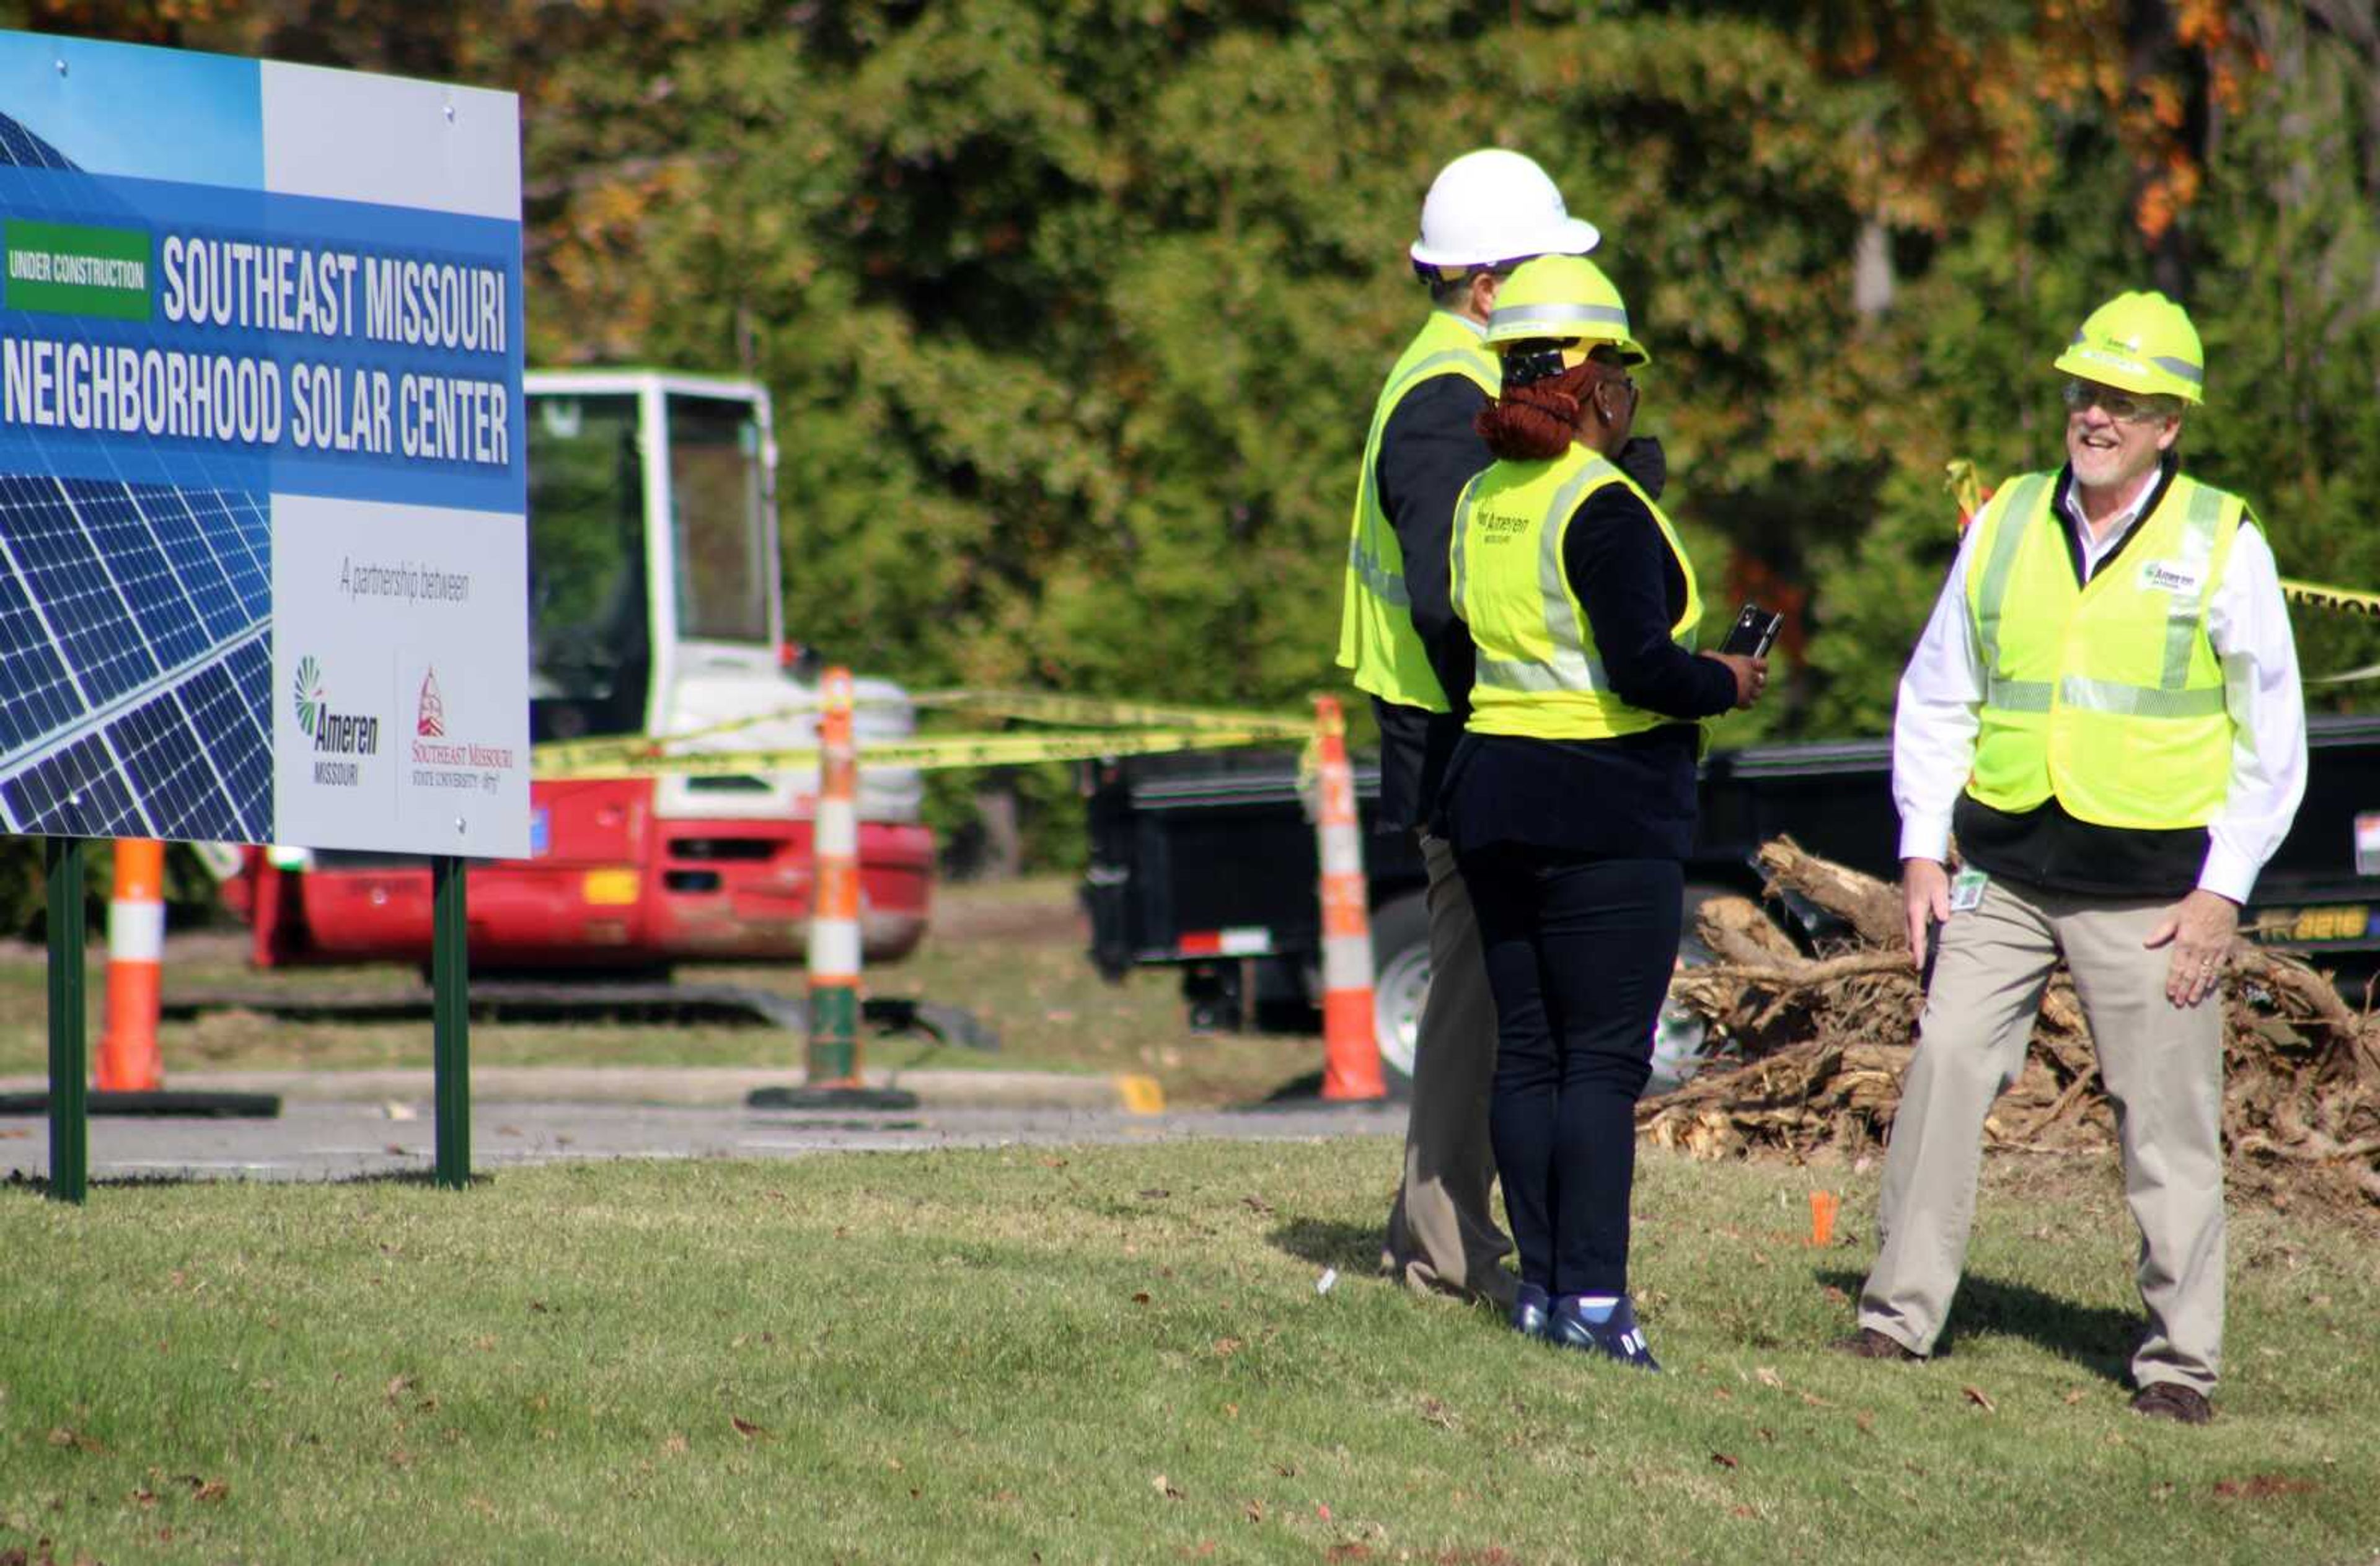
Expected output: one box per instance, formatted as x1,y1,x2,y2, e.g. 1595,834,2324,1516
1083,716,2380,1091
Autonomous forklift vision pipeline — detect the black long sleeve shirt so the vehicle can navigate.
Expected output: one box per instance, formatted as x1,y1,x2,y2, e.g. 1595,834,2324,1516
1368,373,1496,835
1440,481,1737,862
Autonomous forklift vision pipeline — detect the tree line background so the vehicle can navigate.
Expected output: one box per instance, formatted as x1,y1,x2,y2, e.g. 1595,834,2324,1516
6,0,2379,886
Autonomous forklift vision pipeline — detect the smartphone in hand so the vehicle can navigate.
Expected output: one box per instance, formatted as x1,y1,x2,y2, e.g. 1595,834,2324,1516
1721,603,1783,659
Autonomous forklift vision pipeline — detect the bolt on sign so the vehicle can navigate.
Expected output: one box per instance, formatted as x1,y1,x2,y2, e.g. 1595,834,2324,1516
0,32,527,858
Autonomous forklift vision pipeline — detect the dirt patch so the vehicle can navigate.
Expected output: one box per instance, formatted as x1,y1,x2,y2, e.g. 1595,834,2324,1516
928,885,1086,946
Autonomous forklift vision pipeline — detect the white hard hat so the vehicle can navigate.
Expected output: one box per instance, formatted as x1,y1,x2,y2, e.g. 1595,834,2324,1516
1409,148,1600,271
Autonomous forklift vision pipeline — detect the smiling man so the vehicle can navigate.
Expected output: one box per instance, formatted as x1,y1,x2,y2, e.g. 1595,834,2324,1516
1836,292,2308,1425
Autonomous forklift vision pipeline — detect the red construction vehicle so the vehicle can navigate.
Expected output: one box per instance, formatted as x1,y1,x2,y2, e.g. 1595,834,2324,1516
219,371,934,973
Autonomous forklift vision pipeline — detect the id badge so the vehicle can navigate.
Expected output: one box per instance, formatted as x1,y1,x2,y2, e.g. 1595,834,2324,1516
1949,868,1990,914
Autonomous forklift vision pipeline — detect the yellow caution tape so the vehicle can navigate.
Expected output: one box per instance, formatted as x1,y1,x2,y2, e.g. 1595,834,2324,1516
1944,459,1984,528
532,721,1313,780
532,687,1313,773
2280,578,2380,617
907,688,1308,732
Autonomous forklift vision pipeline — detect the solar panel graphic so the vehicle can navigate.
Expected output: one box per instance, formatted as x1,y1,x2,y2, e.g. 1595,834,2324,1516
0,108,275,843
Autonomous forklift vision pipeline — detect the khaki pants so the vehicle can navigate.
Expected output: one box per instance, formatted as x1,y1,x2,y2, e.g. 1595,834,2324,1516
1382,832,1513,1308
1857,872,2227,1394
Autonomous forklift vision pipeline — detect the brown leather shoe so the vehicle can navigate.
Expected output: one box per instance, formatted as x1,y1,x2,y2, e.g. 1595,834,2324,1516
1831,1327,1922,1361
2130,1382,2213,1425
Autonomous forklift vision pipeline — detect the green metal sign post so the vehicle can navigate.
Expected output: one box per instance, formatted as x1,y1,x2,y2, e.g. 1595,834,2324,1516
432,854,470,1189
44,837,87,1205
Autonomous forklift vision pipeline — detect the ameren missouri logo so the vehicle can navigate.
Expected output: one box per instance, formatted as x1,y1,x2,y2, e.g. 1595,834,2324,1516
291,655,380,787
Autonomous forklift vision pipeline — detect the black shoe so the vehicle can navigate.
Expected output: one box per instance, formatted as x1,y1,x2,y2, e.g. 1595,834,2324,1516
1548,1294,1660,1371
1832,1327,1922,1362
2131,1382,2213,1425
1510,1283,1551,1340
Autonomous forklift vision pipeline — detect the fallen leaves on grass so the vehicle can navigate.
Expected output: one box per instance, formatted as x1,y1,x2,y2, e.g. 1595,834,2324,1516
1132,1291,1152,1306
1753,1366,1784,1389
44,1428,101,1453
1137,1189,1171,1200
1212,1337,1241,1358
2063,1388,2087,1405
1152,1474,1184,1500
729,1415,769,1440
2213,1475,2317,1500
1961,1385,1997,1414
1711,1452,1740,1470
192,1480,228,1503
1240,1195,1273,1215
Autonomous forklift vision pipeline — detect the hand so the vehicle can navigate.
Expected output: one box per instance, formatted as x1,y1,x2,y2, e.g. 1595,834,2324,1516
1706,653,1768,710
1902,859,1952,969
1616,434,1668,500
2143,889,2240,1008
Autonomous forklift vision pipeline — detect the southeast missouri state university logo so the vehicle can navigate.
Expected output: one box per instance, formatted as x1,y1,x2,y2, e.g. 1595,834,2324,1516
291,655,381,776
417,667,446,737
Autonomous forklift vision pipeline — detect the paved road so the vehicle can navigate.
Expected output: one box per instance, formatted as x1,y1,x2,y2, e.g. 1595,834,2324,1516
0,1098,1406,1184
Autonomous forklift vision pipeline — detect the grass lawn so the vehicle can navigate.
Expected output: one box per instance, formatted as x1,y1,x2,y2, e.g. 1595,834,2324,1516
0,877,1321,1105
2,1140,2373,1564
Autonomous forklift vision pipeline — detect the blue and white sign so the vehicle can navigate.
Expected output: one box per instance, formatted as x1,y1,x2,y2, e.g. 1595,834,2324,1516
0,32,526,857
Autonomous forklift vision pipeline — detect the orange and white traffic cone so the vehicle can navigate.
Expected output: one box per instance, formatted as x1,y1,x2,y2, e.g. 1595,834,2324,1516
96,839,165,1094
1313,695,1385,1101
806,666,864,1088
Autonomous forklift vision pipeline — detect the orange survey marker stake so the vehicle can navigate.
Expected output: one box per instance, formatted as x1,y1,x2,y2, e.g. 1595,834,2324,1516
95,839,165,1094
806,666,864,1087
1312,695,1385,1101
1808,1189,1840,1248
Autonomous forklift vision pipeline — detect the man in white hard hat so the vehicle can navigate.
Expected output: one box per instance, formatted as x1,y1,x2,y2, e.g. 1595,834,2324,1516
1338,148,1646,1311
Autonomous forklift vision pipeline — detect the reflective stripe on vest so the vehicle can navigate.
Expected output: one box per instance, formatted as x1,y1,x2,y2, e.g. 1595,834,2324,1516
1334,313,1499,710
1450,444,1703,741
1964,468,2244,829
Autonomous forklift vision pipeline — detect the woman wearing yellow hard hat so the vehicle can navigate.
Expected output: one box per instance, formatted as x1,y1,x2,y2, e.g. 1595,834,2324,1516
1439,253,1766,1366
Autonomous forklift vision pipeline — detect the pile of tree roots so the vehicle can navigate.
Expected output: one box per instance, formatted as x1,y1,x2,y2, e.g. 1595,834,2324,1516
1639,839,2380,1211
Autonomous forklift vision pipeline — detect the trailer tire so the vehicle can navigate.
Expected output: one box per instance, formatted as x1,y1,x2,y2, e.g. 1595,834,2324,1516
1368,891,1431,1098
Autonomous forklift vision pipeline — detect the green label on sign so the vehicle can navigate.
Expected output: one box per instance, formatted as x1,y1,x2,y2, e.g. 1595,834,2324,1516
4,219,152,321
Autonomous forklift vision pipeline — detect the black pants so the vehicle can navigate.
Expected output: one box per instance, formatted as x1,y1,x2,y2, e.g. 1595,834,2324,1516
1458,846,1680,1299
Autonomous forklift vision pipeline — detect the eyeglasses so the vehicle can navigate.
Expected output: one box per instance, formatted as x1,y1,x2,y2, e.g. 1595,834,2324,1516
2061,380,2174,424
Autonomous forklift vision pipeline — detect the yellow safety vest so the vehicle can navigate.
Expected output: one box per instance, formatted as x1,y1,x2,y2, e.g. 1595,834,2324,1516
1334,311,1500,711
1449,442,1703,741
1964,468,2247,830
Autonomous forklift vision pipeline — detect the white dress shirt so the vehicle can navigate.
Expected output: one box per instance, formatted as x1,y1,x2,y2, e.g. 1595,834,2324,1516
1893,468,2308,903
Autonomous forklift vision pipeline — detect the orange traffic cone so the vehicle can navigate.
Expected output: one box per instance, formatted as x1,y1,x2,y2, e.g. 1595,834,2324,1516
1313,696,1385,1101
806,666,863,1088
96,839,165,1093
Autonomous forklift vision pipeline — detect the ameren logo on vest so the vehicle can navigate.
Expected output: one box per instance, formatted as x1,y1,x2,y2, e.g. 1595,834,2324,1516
2138,558,2205,597
291,655,381,788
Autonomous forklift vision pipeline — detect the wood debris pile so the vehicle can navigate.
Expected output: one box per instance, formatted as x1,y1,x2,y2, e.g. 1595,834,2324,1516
1638,839,2380,1210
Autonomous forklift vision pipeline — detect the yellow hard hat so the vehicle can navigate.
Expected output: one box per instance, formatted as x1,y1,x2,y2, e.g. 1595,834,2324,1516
1484,254,1649,368
2053,291,2203,405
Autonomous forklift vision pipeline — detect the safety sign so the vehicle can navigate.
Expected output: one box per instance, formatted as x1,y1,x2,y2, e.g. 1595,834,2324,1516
0,33,526,856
